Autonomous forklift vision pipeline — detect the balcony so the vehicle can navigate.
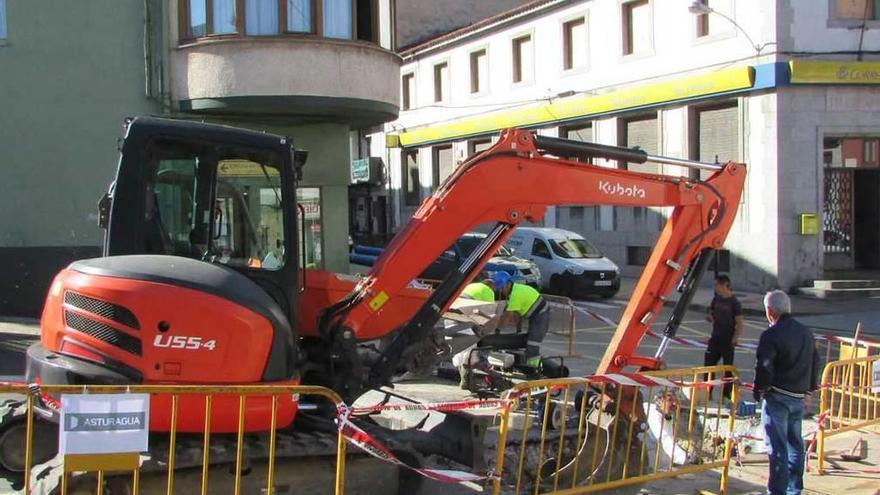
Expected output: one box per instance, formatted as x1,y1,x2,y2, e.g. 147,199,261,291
171,36,401,127
170,0,400,126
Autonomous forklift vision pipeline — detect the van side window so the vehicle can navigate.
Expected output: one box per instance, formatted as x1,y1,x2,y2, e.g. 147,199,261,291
532,239,552,259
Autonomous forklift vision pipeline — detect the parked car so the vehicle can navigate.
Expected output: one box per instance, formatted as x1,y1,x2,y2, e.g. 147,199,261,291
504,227,620,298
420,232,542,287
349,233,542,287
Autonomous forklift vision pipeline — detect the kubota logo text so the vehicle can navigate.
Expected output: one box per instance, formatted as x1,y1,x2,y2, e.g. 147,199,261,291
598,181,646,198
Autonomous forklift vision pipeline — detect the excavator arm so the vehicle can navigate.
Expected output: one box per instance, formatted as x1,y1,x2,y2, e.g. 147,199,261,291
320,129,745,392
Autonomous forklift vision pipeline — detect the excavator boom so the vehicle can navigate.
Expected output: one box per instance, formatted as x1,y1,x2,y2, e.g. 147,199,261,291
324,129,745,386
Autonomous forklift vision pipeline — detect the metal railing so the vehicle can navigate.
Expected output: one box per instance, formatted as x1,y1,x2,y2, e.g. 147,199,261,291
490,365,739,495
542,295,577,357
0,383,348,495
817,354,880,474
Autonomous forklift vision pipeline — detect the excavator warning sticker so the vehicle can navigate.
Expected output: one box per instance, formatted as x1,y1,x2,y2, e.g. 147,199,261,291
368,291,389,311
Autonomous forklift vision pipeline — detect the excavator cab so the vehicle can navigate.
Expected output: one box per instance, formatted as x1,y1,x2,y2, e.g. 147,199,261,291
26,118,308,432
102,117,304,311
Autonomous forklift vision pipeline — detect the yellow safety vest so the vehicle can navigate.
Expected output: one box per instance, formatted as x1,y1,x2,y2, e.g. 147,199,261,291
462,282,495,302
507,283,541,317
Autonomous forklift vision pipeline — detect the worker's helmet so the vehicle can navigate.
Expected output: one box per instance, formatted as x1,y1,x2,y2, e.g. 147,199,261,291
489,271,513,289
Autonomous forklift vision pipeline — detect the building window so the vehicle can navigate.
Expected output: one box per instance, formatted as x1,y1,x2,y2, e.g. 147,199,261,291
323,0,352,39
468,139,493,156
434,61,449,103
432,145,454,187
246,0,279,35
181,0,371,42
0,0,7,40
695,0,710,37
401,73,415,110
622,0,651,56
832,0,880,20
512,34,533,84
695,0,733,38
563,17,586,71
622,114,658,173
404,150,420,206
470,49,488,94
694,102,738,179
297,187,324,269
626,245,651,266
287,0,313,32
865,138,879,166
825,136,880,168
563,124,593,144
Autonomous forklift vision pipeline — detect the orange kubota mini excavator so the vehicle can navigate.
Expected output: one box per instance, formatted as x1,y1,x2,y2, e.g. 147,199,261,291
0,117,745,491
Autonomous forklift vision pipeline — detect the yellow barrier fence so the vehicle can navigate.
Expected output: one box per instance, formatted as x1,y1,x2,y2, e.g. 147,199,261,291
0,383,348,495
542,295,577,358
490,365,739,495
817,354,880,474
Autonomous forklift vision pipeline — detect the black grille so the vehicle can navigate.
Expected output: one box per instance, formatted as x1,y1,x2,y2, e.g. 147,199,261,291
64,291,140,330
581,271,615,281
64,310,142,356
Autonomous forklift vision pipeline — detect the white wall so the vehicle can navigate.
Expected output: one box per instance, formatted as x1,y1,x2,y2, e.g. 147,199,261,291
396,0,776,131
785,0,880,54
379,0,880,290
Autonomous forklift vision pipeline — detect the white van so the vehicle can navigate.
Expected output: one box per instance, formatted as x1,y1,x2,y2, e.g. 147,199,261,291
505,227,620,298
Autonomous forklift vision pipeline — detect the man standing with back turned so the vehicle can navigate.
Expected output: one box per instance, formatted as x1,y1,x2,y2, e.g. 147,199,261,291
754,290,820,495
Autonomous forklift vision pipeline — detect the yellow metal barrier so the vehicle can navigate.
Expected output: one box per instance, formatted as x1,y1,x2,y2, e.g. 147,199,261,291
817,354,880,474
490,365,738,495
0,383,348,495
542,295,577,357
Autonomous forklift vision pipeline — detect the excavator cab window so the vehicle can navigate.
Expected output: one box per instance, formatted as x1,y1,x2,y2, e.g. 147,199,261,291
145,138,286,271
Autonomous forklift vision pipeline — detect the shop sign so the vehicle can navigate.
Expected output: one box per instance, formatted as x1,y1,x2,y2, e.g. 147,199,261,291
399,67,755,147
790,60,880,84
352,158,370,183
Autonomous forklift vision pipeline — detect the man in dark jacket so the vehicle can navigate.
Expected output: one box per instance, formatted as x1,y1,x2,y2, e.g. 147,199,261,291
754,290,820,495
705,274,743,400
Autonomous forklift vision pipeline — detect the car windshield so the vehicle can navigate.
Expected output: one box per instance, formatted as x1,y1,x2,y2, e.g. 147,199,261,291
549,238,602,259
457,236,513,257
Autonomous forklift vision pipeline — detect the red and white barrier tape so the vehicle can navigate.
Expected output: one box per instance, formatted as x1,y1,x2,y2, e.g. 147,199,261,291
575,306,880,352
349,398,505,415
336,404,491,485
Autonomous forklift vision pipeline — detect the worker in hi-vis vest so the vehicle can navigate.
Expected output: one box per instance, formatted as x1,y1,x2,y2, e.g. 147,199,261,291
454,274,497,388
461,276,496,302
490,271,550,368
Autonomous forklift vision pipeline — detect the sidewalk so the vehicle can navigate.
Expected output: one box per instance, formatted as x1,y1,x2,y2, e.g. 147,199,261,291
729,424,880,495
614,276,880,321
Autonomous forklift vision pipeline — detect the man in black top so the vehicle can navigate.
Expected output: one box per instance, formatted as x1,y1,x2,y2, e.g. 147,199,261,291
704,274,743,400
755,290,820,495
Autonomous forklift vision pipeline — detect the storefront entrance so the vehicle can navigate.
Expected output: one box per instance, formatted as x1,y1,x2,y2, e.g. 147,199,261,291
823,137,880,271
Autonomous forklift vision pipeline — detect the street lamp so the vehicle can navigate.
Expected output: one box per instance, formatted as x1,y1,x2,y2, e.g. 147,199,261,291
687,1,770,54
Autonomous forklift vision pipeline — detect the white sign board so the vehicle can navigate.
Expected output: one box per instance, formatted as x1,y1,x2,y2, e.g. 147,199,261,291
59,394,149,455
872,360,880,394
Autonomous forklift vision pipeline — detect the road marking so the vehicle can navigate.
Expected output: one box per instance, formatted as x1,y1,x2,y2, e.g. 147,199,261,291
574,300,621,309
743,319,768,329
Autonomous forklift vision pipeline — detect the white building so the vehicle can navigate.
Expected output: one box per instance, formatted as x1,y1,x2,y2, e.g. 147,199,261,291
371,0,880,292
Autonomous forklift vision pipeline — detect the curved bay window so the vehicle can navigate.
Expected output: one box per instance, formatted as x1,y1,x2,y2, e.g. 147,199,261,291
181,0,378,43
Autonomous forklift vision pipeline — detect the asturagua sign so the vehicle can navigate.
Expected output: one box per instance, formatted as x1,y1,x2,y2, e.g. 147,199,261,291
59,393,149,455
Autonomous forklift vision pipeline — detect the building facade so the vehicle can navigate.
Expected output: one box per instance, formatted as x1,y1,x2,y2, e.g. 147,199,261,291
374,0,880,292
0,0,400,316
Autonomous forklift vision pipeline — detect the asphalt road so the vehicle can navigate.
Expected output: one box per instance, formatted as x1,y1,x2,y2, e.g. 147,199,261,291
538,298,878,392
